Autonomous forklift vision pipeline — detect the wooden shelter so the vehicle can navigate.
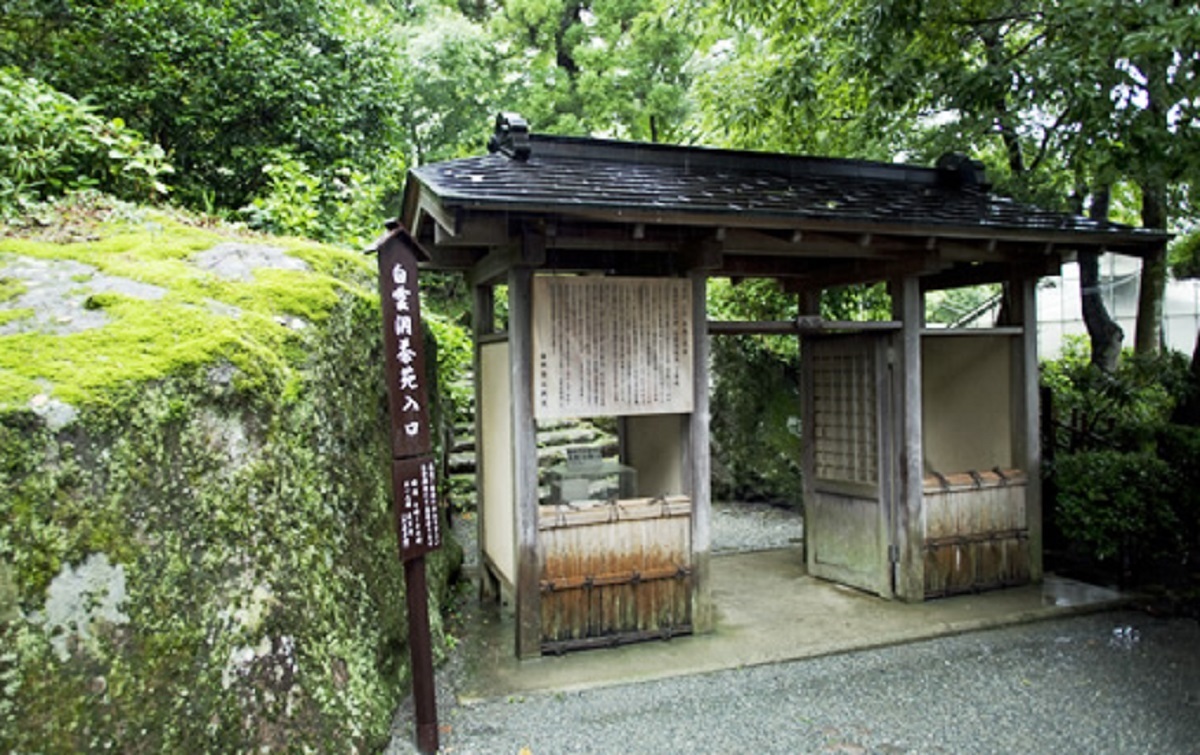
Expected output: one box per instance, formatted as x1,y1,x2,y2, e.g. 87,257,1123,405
399,114,1169,658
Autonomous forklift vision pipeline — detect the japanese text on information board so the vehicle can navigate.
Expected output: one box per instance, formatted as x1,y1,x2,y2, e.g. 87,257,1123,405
532,276,693,419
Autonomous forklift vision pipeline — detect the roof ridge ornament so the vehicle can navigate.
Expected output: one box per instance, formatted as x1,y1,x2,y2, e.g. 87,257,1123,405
935,152,989,189
487,112,531,162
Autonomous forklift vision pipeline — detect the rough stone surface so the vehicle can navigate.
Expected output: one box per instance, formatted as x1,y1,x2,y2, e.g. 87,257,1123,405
0,254,166,335
1,208,462,751
192,242,309,281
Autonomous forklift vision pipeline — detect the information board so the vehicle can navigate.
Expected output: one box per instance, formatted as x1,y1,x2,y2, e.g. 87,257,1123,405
391,456,441,561
532,276,693,419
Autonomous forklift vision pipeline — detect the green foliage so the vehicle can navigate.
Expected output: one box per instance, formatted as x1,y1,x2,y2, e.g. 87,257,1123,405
1043,339,1197,580
706,278,804,504
1053,450,1177,564
2,1,407,212
708,278,797,359
0,69,172,218
699,0,1200,225
710,334,804,506
397,8,506,164
1042,337,1187,453
925,284,1001,326
820,284,892,323
1170,227,1200,280
493,0,697,142
239,151,402,249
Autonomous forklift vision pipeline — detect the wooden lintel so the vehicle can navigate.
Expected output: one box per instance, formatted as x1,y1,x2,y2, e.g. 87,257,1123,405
542,248,684,276
684,237,724,272
422,246,484,271
937,239,1018,262
467,246,519,287
722,228,906,259
433,214,508,247
919,257,1059,292
521,226,547,267
782,256,939,292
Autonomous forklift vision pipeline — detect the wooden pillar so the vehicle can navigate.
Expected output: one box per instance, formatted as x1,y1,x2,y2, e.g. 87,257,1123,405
687,271,714,633
473,283,498,602
891,276,925,601
1010,275,1044,581
798,289,819,569
507,265,541,658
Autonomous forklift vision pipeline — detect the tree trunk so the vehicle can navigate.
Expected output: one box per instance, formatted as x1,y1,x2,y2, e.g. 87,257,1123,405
1133,44,1171,357
1134,185,1168,355
1081,187,1123,371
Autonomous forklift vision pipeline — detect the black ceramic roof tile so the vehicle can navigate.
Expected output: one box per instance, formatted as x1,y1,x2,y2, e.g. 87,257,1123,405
411,135,1159,239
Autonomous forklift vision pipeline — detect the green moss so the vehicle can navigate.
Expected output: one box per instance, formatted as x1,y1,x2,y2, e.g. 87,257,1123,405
0,276,26,303
0,211,374,410
0,308,32,326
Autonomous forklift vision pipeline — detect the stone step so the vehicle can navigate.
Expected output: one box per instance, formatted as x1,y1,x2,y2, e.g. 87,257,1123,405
537,426,603,448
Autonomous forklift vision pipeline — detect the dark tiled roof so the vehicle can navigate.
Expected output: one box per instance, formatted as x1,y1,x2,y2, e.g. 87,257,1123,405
410,133,1159,241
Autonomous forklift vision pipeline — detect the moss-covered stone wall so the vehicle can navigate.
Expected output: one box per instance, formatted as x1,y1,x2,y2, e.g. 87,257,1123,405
0,198,460,750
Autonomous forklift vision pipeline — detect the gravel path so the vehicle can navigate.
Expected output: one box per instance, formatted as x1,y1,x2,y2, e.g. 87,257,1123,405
389,504,1199,754
399,610,1200,754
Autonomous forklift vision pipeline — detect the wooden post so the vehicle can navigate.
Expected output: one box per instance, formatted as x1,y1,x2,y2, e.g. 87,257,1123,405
473,283,498,602
687,271,714,632
374,227,440,753
404,557,438,754
891,276,925,601
508,264,541,658
1011,275,1044,581
799,289,819,571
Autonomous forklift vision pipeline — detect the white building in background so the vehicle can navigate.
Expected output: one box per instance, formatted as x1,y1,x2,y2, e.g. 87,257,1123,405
955,253,1200,358
1037,254,1200,358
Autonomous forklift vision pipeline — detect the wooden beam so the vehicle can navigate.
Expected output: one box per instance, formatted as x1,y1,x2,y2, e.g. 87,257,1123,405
920,257,1061,292
467,246,518,288
721,228,910,259
433,214,508,247
707,320,902,335
781,255,945,292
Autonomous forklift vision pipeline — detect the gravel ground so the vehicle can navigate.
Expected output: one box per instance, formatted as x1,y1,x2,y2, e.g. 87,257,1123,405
389,505,1200,754
395,611,1200,755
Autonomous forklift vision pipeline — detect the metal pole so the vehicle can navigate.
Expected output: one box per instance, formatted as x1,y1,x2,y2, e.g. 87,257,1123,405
404,555,438,754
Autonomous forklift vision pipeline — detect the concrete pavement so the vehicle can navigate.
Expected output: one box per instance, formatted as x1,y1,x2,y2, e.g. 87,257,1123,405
454,547,1132,702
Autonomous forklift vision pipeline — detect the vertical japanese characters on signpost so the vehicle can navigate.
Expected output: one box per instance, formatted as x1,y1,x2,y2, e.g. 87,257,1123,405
376,229,439,561
375,226,441,754
532,276,694,419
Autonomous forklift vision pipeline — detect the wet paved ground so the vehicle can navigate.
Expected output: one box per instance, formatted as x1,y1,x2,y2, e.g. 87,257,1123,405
419,610,1200,754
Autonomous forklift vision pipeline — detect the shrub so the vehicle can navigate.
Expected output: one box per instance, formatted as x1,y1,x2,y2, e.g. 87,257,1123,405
0,68,171,218
1052,450,1178,575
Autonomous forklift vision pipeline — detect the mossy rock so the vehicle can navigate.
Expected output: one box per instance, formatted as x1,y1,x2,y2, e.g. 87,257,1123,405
0,197,462,751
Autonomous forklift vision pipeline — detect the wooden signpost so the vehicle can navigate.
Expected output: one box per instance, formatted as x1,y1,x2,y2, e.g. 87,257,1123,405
374,225,439,754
